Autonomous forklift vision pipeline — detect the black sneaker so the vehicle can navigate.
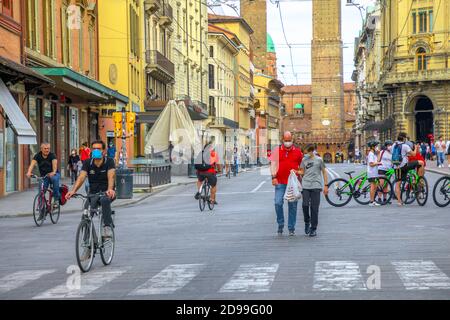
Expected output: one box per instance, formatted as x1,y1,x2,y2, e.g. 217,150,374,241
277,226,283,235
309,229,317,237
194,192,200,200
305,224,311,235
289,230,295,236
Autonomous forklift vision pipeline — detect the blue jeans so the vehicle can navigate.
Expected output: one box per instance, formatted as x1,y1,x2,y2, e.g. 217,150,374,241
274,184,298,231
437,152,445,166
43,173,61,200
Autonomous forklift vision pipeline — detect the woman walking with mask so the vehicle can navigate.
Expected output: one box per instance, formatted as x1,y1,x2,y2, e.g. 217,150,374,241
67,149,81,185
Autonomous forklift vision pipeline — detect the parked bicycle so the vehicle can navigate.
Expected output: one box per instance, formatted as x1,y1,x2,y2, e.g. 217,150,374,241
400,169,428,206
198,177,214,211
432,176,450,207
325,170,394,207
30,174,60,226
72,192,116,273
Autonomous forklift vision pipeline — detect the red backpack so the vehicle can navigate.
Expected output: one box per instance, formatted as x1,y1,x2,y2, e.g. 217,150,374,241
59,184,69,205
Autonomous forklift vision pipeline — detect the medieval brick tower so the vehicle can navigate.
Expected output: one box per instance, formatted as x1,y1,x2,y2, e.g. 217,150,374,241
311,0,345,134
240,0,267,72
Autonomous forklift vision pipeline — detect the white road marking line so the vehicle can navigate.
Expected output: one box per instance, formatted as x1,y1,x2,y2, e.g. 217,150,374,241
128,264,205,295
219,263,279,293
392,260,450,290
0,270,56,294
153,191,273,197
327,168,340,179
313,261,367,291
33,268,128,299
326,169,336,180
251,181,266,193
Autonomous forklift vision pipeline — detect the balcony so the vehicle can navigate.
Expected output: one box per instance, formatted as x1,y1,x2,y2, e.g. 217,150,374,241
383,69,450,86
145,50,174,84
209,117,239,129
144,0,161,15
159,4,173,27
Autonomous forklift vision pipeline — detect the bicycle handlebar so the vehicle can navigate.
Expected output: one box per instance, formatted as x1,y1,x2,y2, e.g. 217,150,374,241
72,192,107,199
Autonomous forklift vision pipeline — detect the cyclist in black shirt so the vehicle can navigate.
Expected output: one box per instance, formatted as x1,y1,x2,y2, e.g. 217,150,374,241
66,140,116,238
26,142,61,207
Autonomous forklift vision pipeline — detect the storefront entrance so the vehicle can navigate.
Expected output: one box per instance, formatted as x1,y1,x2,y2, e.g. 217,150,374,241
5,125,17,192
414,96,434,142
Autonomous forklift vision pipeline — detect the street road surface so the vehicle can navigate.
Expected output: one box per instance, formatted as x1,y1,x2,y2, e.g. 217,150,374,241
1,164,450,300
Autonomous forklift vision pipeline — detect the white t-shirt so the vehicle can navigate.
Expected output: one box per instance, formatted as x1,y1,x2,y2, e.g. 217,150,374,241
367,151,379,178
393,142,412,169
435,140,446,153
378,150,392,171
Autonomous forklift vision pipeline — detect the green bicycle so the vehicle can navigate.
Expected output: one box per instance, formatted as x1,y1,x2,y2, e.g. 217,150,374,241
400,169,428,206
325,170,394,207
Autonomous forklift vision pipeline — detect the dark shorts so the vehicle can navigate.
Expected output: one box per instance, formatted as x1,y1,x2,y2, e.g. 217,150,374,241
378,170,388,176
197,172,217,187
395,162,419,182
368,177,378,183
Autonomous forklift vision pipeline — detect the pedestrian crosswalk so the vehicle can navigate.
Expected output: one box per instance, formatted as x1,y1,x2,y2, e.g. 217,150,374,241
1,260,450,298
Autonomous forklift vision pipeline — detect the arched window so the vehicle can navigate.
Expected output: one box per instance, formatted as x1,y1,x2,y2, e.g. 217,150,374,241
416,48,427,71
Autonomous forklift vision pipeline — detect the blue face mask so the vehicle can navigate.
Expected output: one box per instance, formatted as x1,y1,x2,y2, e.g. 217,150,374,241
92,149,103,159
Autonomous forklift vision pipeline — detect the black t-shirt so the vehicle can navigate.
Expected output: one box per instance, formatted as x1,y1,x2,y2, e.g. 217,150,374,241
81,157,115,194
33,152,57,177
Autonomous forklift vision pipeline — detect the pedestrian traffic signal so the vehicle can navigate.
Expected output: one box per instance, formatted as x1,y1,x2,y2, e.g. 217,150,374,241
113,112,122,137
126,112,136,136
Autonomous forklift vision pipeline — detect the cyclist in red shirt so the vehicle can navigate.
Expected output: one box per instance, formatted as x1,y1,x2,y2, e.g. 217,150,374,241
80,142,91,161
194,142,221,205
409,141,426,177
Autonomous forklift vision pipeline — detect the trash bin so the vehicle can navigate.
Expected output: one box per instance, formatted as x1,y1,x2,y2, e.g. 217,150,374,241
116,168,134,199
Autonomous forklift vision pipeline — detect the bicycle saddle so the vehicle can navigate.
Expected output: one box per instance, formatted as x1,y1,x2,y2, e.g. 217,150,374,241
344,171,355,175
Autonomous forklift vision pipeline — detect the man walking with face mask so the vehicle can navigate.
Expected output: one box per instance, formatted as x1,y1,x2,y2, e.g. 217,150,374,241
270,132,304,236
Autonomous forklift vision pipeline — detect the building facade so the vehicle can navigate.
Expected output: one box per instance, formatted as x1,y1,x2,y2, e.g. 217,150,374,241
354,0,450,148
172,0,209,134
282,83,356,163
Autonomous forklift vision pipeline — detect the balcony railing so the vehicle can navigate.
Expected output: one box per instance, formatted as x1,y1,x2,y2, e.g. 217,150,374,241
144,0,161,15
383,69,450,85
159,4,173,26
210,117,239,129
145,50,174,82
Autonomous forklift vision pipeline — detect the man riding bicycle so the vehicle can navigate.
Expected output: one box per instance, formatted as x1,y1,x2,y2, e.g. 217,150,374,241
194,141,221,205
66,140,116,238
26,142,61,218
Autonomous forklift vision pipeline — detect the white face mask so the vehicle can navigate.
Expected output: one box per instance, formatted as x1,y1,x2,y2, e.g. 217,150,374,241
283,141,293,148
387,146,392,152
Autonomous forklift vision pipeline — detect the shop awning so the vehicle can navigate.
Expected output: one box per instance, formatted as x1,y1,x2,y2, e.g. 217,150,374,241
294,103,304,109
0,56,54,90
32,67,128,106
0,78,36,144
362,117,395,132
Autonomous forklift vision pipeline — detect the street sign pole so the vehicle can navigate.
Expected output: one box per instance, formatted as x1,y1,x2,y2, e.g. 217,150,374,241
121,107,127,169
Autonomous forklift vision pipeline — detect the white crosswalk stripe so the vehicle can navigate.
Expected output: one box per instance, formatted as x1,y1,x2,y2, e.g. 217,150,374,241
392,260,450,290
32,268,128,299
219,263,279,293
313,261,367,291
128,264,205,296
0,270,55,294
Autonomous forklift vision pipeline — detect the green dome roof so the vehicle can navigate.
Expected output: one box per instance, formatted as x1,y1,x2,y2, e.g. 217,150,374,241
267,33,275,53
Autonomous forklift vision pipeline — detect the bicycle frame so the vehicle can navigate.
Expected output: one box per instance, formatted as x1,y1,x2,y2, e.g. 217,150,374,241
37,177,53,212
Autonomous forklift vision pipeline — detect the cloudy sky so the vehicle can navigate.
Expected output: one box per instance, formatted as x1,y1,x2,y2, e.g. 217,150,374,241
209,0,377,85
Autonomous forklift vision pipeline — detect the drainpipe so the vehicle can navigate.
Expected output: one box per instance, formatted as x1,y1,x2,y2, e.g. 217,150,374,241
185,0,189,99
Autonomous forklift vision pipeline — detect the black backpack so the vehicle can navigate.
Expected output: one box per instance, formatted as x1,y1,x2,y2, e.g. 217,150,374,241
194,147,212,171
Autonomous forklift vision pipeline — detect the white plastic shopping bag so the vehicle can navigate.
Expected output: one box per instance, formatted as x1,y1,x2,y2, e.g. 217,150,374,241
284,171,302,202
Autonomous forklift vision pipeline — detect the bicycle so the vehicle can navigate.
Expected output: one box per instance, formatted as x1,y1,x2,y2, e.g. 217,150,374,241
72,192,116,273
198,178,214,211
400,169,428,206
432,175,450,207
31,174,60,226
325,171,371,207
374,168,395,205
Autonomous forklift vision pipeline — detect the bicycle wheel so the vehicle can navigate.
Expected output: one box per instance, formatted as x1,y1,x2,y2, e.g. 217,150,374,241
33,194,45,227
76,219,95,273
100,220,115,266
353,178,371,205
416,176,428,206
401,180,416,205
325,178,353,207
432,176,450,207
375,178,393,205
207,185,215,210
50,198,61,224
199,184,206,212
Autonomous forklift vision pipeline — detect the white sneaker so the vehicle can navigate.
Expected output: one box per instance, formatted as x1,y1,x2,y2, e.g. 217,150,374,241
102,226,113,238
369,202,381,207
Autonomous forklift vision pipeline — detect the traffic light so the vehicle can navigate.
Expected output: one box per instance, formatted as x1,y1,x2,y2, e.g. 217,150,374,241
126,112,136,136
113,112,122,137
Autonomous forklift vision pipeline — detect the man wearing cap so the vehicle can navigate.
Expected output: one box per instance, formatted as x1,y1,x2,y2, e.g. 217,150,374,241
270,131,304,236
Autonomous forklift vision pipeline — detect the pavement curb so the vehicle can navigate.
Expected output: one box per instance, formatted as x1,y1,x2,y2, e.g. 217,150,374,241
426,168,450,177
0,167,264,219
